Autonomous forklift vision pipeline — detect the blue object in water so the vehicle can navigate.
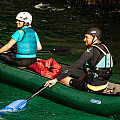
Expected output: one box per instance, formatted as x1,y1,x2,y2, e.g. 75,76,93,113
1,99,27,112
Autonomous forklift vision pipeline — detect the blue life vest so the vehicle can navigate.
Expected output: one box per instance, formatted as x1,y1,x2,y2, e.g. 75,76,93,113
16,27,37,58
94,44,113,69
86,44,113,78
94,44,113,78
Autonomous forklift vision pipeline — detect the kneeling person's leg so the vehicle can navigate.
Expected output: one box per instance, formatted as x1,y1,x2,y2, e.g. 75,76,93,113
69,78,84,90
60,76,84,90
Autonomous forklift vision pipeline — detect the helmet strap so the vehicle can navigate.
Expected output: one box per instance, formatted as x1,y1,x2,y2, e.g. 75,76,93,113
23,22,27,27
92,36,98,45
20,22,30,28
18,22,26,29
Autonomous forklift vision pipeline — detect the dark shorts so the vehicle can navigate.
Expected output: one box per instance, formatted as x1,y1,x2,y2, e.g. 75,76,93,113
69,78,85,90
0,53,37,67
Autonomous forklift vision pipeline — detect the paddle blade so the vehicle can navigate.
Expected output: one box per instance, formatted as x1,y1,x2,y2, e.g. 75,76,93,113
50,47,72,56
1,99,27,112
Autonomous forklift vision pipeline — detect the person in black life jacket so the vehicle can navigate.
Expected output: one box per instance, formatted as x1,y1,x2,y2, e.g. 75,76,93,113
0,12,42,67
45,27,116,93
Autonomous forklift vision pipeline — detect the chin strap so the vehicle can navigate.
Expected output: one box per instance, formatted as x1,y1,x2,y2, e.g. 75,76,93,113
92,36,98,45
22,22,29,28
85,36,98,48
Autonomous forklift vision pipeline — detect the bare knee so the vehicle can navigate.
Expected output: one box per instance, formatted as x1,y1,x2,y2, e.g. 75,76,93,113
60,76,73,86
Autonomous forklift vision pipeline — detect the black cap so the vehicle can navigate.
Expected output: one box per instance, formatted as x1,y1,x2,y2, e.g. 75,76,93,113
84,27,102,39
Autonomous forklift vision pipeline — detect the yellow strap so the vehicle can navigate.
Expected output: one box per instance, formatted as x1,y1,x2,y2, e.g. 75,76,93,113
87,83,108,91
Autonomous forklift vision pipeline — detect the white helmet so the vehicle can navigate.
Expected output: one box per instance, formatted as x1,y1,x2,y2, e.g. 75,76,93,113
16,12,32,24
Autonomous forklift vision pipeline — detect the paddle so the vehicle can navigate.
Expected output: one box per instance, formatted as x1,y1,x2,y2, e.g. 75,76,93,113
37,47,72,56
1,84,49,112
0,42,72,56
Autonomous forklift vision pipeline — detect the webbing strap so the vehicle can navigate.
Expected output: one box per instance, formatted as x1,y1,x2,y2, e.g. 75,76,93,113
92,44,106,55
92,44,112,69
101,44,110,53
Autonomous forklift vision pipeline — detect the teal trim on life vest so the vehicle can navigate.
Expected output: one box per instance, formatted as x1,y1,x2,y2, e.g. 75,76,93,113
86,62,90,71
96,54,113,68
94,73,98,77
86,48,92,52
16,54,36,58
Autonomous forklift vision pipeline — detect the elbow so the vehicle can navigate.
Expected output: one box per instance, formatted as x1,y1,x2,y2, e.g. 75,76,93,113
37,48,42,51
37,41,42,51
37,46,42,51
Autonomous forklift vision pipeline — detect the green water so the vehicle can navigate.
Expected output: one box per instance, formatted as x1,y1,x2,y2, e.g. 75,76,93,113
0,82,112,120
0,0,120,119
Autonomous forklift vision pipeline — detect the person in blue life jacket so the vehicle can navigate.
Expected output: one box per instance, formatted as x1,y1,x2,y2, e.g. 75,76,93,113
45,27,117,93
0,12,42,67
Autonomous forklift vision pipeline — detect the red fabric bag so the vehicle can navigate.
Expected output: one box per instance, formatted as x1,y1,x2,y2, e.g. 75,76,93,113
27,58,62,78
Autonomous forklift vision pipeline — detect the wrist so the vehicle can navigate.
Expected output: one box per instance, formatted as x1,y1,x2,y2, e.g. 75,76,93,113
54,78,58,83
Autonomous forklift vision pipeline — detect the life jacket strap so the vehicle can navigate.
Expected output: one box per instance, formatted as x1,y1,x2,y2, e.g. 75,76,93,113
92,44,113,69
92,44,106,55
95,68,112,78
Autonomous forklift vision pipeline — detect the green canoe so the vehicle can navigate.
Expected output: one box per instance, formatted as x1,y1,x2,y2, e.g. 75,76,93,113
0,61,120,117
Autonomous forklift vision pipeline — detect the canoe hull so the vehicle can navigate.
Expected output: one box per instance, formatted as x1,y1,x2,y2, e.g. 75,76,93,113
0,62,120,116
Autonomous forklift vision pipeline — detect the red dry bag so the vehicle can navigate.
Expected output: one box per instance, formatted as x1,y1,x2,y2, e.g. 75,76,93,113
28,58,62,78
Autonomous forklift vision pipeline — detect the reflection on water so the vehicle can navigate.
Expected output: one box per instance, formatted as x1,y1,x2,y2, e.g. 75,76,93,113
0,0,120,73
0,1,120,120
34,2,65,11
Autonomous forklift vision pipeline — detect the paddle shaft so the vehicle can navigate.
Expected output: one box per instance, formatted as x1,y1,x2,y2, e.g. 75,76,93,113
0,42,72,56
37,47,72,56
37,51,50,53
26,85,48,101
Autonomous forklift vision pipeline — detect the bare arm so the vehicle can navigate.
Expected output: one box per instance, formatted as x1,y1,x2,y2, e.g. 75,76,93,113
0,38,16,53
37,41,42,51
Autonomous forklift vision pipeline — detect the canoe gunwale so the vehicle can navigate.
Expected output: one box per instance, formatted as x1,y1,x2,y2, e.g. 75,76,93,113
0,61,120,116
